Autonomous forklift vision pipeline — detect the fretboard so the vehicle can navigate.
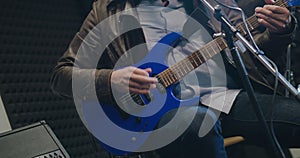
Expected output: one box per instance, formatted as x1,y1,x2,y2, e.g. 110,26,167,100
236,0,289,36
156,37,228,87
156,0,290,88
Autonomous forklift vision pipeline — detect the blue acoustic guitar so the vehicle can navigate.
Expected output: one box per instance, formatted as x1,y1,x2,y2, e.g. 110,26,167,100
83,0,296,155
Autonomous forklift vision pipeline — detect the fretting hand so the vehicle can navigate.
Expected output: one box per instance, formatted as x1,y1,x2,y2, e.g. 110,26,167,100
255,0,291,34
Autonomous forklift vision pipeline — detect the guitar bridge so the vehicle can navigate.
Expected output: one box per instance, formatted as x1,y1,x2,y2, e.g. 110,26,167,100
131,92,153,106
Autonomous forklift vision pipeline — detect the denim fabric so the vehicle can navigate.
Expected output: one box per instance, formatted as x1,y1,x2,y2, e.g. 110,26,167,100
156,106,227,158
222,91,300,147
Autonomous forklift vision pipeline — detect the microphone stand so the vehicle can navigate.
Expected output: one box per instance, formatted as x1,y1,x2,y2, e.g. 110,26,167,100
201,0,300,157
285,7,298,97
202,0,300,102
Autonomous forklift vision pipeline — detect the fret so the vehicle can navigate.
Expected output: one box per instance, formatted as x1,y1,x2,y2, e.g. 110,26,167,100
236,21,246,36
156,37,227,88
236,0,288,37
160,67,180,87
237,24,247,36
169,68,179,82
202,39,222,59
161,73,169,86
159,57,195,87
206,44,215,58
154,0,288,89
212,40,220,54
175,63,184,79
204,44,212,59
249,16,260,30
199,47,210,60
176,65,185,79
215,39,222,51
164,70,172,86
157,74,167,87
194,51,204,64
246,19,254,31
168,69,178,83
166,69,174,84
188,55,198,68
201,48,209,61
236,15,258,36
186,59,194,71
192,51,205,68
162,58,193,87
182,61,189,74
186,60,194,71
210,44,217,57
168,70,178,84
216,37,228,51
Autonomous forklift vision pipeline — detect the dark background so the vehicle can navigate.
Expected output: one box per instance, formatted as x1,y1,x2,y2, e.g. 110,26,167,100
0,0,299,158
0,0,111,157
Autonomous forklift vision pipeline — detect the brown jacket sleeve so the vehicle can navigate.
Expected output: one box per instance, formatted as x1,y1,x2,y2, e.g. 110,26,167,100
50,1,115,104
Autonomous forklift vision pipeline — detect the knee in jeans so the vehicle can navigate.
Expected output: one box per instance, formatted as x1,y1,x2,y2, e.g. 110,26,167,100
188,107,221,137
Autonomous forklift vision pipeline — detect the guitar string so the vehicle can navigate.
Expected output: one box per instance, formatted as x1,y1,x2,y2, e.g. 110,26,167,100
163,0,286,94
115,0,289,104
157,37,220,88
162,39,216,85
118,37,225,104
146,0,289,87
237,0,288,35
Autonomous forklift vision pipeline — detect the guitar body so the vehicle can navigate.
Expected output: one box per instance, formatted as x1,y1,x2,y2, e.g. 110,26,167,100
82,32,201,155
81,1,298,154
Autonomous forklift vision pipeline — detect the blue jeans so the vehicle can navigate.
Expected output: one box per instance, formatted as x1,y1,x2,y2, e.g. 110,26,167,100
222,91,300,147
156,106,227,158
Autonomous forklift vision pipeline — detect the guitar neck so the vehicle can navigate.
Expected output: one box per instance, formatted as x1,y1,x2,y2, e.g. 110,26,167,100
236,15,259,36
156,37,228,88
156,0,290,88
236,0,289,36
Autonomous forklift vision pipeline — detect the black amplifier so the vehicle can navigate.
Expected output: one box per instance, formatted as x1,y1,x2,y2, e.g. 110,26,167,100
0,121,70,158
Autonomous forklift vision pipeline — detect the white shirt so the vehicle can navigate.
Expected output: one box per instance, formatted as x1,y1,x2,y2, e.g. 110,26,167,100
136,0,240,113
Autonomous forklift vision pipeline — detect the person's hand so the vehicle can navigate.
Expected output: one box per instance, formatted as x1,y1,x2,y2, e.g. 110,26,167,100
255,0,291,34
111,66,158,94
